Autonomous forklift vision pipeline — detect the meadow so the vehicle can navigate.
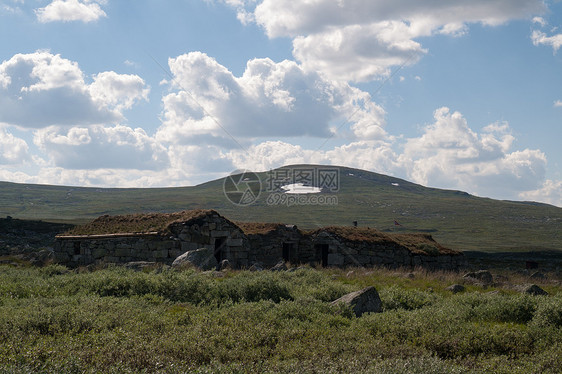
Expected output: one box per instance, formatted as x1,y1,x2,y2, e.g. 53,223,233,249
0,264,561,373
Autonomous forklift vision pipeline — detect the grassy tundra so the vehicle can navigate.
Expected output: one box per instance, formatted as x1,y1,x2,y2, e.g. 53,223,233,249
0,265,561,373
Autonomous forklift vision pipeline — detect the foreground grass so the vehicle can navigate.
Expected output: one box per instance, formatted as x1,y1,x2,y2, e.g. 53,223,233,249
0,265,561,373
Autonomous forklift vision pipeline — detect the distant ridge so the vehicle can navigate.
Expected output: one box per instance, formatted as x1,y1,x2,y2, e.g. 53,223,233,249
0,164,560,252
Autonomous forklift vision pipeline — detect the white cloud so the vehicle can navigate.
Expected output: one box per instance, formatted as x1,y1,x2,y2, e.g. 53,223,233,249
0,51,148,128
89,71,150,111
532,16,547,26
156,52,387,145
35,0,107,23
554,100,562,107
224,0,545,82
519,180,562,207
251,0,545,38
292,21,426,82
399,107,546,197
33,125,169,170
0,126,29,165
531,29,562,53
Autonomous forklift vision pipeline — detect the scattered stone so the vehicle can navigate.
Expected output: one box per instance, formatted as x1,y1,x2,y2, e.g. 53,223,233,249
463,270,493,284
172,248,218,271
249,262,264,272
270,261,288,271
219,259,231,271
330,286,382,317
446,284,465,293
517,284,548,296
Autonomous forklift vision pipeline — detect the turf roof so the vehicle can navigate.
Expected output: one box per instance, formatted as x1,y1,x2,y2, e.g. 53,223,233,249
64,210,218,236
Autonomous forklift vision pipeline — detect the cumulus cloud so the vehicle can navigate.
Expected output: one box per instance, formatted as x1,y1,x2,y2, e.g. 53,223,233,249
0,51,149,128
33,125,169,170
35,0,107,23
156,52,387,146
89,71,150,111
531,29,562,53
399,108,546,196
0,126,29,165
222,0,545,82
554,100,562,107
519,180,562,207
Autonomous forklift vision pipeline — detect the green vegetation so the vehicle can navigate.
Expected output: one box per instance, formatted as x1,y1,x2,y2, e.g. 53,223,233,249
0,165,560,252
1,265,560,373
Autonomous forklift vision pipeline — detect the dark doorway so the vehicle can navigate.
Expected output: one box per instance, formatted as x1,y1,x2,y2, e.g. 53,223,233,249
73,241,81,255
214,237,227,263
315,244,329,267
282,242,294,263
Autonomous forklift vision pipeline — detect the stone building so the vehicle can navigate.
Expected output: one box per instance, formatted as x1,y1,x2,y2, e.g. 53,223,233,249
54,210,248,267
54,209,467,270
300,226,467,270
237,222,302,267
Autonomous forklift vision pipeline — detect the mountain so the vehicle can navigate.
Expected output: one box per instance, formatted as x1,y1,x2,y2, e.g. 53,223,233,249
0,165,560,252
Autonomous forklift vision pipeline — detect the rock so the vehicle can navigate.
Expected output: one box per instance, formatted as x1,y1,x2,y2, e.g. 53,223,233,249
249,262,264,272
530,271,547,280
271,261,287,271
517,284,548,296
446,284,465,294
219,259,231,271
172,248,218,271
29,249,55,266
330,286,382,317
463,270,493,284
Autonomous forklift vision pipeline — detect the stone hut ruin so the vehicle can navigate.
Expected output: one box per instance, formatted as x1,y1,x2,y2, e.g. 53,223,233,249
301,227,467,270
54,210,248,267
237,222,302,267
54,209,467,270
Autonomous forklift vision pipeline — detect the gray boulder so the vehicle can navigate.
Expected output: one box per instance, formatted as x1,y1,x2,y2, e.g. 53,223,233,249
446,284,465,294
172,248,218,271
517,284,548,296
331,286,382,317
219,259,231,271
463,270,493,284
271,261,288,271
249,262,264,272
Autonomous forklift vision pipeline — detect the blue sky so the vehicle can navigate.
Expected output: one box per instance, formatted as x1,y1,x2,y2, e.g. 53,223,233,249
0,0,560,206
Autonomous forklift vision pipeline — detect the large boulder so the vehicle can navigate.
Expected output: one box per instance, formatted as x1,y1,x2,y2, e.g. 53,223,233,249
516,284,548,296
172,248,218,271
331,286,382,317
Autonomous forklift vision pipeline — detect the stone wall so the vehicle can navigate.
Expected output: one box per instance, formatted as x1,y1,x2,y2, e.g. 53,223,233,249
54,233,180,267
54,214,467,270
247,226,302,267
299,232,467,271
54,212,249,268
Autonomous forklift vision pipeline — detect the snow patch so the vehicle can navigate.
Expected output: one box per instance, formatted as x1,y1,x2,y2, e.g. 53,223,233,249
281,183,322,194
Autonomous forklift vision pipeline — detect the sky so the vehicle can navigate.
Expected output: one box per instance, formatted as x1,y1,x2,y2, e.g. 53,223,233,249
0,0,561,207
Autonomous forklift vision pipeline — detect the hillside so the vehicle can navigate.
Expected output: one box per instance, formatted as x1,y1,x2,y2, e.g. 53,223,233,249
0,165,560,252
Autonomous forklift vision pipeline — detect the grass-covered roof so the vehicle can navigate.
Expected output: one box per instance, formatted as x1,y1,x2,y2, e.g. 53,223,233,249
307,226,460,256
63,210,218,236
